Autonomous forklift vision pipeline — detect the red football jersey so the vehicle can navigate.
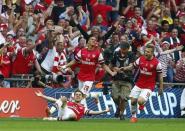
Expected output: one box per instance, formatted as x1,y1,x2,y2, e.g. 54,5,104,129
12,48,36,74
0,54,11,78
67,101,86,120
75,47,104,81
134,56,162,91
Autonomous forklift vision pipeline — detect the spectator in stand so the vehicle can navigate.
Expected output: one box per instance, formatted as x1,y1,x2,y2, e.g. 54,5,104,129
51,0,66,25
144,0,161,20
121,0,137,19
0,23,8,45
91,0,119,27
93,14,108,32
37,28,64,74
0,44,11,87
71,17,119,47
34,0,48,14
162,28,182,62
157,42,183,82
59,6,74,21
131,6,144,29
171,17,183,37
16,28,26,38
161,7,173,25
176,2,185,18
105,0,120,24
141,19,159,41
12,38,42,75
174,46,185,83
157,20,171,40
75,4,90,31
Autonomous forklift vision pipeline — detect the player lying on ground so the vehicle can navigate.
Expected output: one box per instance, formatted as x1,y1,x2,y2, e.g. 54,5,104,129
35,89,110,121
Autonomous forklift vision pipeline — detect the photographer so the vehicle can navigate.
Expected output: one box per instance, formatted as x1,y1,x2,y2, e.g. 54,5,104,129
36,26,72,88
30,71,67,88
111,42,136,120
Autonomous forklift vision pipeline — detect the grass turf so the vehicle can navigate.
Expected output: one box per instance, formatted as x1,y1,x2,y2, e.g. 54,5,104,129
0,118,185,131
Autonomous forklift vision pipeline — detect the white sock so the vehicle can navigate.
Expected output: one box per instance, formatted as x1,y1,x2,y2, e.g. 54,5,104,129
50,106,57,114
131,105,137,118
132,113,137,118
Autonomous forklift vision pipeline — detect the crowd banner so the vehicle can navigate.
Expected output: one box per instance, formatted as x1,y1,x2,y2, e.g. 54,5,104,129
0,88,47,118
44,87,184,118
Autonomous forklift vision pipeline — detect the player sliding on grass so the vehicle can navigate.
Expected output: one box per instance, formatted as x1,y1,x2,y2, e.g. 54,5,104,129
121,44,163,123
35,89,110,121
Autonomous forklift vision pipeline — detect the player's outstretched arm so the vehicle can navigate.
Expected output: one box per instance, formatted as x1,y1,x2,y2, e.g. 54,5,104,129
88,108,110,115
35,90,57,102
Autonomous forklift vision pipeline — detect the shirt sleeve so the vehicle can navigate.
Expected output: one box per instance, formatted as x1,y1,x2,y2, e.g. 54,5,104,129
75,50,82,62
133,57,140,68
84,108,91,116
156,62,162,73
98,53,105,64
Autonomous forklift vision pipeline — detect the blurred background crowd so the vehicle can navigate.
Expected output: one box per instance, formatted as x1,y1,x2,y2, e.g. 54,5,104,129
0,0,185,88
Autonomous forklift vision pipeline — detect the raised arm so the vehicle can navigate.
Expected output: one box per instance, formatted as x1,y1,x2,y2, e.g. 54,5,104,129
160,45,184,55
35,90,57,102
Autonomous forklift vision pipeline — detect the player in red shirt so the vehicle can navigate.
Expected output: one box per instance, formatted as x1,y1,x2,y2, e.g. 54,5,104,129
121,44,163,123
60,36,116,99
35,89,110,121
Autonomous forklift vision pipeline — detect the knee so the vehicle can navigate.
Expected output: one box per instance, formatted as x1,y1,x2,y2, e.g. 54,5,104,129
138,97,145,105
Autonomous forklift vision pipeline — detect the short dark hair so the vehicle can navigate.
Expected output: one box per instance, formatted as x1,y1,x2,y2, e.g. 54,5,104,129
74,89,84,96
161,20,169,26
120,42,130,49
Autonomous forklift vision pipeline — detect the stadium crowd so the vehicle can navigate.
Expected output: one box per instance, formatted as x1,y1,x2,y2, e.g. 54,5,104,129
0,0,185,119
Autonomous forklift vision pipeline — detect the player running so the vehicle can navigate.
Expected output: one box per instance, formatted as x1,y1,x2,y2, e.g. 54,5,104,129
121,44,163,123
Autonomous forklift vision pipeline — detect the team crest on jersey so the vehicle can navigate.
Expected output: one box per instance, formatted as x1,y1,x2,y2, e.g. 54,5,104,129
92,54,96,58
150,64,154,68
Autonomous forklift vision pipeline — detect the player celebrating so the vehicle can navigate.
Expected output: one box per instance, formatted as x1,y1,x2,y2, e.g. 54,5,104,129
121,44,163,123
35,90,110,121
60,36,116,101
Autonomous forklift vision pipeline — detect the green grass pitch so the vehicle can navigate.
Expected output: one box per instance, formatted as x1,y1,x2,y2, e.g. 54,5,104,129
0,118,185,131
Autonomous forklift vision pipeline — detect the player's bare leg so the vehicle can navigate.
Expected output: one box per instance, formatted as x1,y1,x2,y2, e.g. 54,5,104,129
45,96,67,119
138,97,145,111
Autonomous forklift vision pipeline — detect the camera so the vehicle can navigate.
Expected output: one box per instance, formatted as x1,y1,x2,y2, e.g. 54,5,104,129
44,73,66,84
32,72,67,87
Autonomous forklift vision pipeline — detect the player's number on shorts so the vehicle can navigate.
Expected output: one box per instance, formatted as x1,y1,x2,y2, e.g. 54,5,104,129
83,86,89,93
